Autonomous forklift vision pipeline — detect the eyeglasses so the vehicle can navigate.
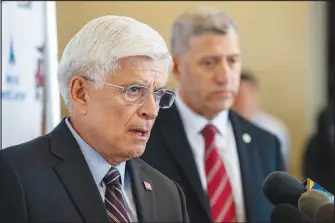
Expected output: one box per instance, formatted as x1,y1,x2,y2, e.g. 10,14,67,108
84,77,176,109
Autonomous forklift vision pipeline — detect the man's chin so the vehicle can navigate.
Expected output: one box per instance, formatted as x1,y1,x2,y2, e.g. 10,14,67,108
209,102,233,112
127,146,146,159
103,146,146,164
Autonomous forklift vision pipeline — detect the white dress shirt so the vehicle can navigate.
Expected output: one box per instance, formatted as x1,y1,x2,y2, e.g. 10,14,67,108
174,92,246,222
65,118,138,222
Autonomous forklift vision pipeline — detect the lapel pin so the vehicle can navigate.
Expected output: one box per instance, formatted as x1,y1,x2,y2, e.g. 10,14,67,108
143,181,152,191
242,133,251,144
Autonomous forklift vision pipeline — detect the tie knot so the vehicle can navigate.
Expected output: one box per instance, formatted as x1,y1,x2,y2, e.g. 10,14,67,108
103,167,121,186
201,124,217,141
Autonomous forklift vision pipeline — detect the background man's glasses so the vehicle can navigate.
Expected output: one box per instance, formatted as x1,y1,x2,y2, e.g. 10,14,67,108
84,77,176,109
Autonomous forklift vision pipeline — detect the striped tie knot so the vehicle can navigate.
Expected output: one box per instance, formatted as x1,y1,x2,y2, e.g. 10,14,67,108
201,124,217,144
103,167,121,186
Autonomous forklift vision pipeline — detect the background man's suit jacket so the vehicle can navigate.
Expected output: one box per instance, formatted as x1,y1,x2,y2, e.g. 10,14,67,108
141,105,285,222
0,119,189,223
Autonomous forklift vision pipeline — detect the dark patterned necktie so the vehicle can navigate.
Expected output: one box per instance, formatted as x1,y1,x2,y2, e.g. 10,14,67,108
103,167,130,223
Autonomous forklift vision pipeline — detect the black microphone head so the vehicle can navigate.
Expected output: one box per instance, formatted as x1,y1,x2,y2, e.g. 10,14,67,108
263,171,307,207
271,204,312,223
314,203,334,223
298,189,332,219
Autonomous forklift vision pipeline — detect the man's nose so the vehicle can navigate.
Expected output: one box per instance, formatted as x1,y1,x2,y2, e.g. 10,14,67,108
138,93,159,120
215,60,231,84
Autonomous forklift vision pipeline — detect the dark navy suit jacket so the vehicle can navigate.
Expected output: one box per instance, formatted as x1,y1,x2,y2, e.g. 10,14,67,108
141,104,285,222
0,119,189,223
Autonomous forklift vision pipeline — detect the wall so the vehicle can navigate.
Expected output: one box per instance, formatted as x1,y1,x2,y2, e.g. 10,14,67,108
56,1,327,178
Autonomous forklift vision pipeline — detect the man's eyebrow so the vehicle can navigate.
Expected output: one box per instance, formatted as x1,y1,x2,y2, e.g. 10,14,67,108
154,86,167,91
122,80,150,87
122,78,167,90
199,53,241,60
227,53,241,58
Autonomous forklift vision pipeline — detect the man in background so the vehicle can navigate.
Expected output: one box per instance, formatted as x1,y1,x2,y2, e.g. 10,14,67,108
233,72,291,166
142,6,285,223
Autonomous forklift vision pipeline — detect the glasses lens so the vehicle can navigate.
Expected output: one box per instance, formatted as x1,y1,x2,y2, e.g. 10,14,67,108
125,86,149,104
125,86,175,108
159,91,176,109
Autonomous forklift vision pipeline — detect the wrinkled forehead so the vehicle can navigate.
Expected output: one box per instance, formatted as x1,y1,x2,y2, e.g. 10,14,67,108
117,56,169,75
109,56,169,86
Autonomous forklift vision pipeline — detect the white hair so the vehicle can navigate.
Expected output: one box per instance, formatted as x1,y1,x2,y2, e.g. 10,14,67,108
58,15,173,110
171,6,237,55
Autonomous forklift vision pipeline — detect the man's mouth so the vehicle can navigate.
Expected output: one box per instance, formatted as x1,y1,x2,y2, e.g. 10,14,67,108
129,128,149,137
214,89,232,94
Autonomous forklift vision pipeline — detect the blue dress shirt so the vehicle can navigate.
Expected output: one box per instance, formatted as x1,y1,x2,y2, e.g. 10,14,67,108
65,117,138,222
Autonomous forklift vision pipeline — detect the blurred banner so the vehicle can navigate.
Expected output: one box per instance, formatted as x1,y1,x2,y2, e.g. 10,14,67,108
1,1,61,149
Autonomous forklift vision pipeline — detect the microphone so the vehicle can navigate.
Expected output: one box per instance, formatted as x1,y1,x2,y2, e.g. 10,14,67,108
263,171,334,207
314,203,334,223
270,203,312,223
263,171,307,207
298,189,333,219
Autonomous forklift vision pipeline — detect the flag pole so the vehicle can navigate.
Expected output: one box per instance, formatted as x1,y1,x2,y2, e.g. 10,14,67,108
43,1,61,133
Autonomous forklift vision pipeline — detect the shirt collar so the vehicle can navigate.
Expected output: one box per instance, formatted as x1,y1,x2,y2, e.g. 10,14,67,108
174,90,229,136
65,117,126,187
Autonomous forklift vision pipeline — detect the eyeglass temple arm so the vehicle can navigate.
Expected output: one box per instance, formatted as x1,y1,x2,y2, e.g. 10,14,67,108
103,82,126,90
84,77,126,90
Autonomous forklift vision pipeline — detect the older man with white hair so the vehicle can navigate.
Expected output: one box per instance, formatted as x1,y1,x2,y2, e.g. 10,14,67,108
0,16,188,223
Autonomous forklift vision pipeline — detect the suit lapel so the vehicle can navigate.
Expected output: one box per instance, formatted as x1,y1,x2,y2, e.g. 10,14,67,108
49,119,109,223
127,159,156,222
229,111,253,222
156,104,212,219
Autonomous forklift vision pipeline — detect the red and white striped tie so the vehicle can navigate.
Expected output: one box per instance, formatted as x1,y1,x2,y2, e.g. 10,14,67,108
201,124,237,222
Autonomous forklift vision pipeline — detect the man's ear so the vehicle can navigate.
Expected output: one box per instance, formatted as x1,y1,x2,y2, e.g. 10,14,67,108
172,55,182,81
69,76,89,114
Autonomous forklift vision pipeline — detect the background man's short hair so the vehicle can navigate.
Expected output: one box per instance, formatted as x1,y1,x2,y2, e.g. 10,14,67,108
170,6,237,55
